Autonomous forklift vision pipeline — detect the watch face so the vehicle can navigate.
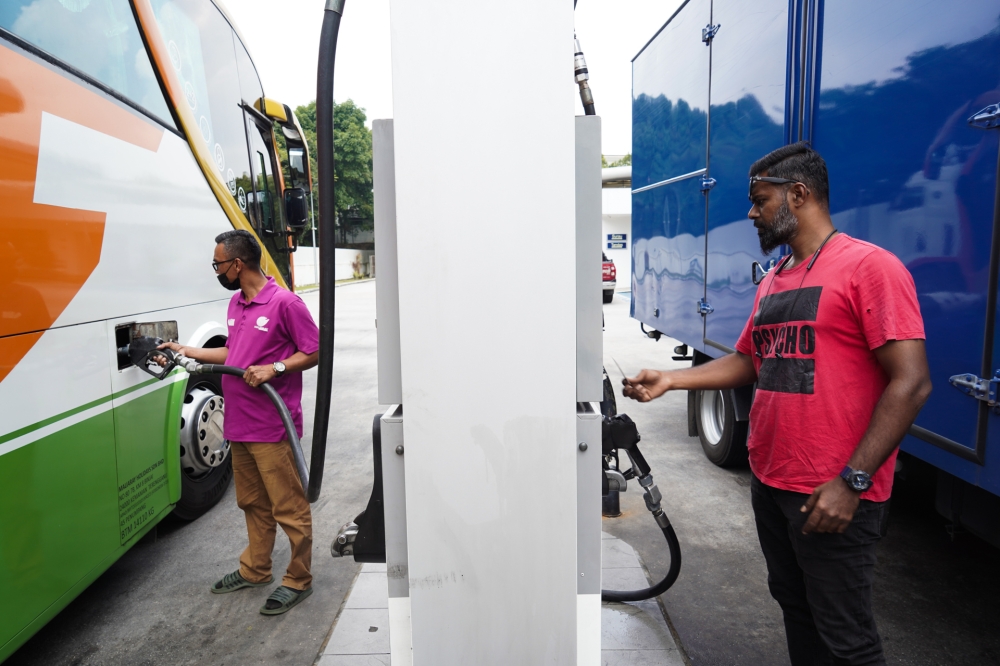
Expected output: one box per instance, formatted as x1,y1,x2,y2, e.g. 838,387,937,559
850,471,871,491
274,362,286,374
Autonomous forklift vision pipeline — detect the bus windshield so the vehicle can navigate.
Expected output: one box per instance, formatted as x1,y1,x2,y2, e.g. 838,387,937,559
0,0,174,126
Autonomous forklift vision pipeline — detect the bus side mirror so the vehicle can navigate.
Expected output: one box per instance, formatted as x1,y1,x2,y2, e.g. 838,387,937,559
284,187,309,231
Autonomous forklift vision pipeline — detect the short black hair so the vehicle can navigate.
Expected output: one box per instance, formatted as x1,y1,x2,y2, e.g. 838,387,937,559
215,229,261,270
749,141,829,208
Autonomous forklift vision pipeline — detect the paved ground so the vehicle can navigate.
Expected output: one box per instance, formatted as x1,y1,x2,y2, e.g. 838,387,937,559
599,292,1000,666
319,533,685,665
7,282,379,666
8,283,1000,665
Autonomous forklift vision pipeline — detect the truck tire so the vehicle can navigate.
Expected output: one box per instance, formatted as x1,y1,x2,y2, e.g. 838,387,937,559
603,290,614,304
172,374,233,521
694,389,748,467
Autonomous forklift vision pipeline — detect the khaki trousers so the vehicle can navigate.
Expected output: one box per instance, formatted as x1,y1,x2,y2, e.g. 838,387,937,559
231,441,313,590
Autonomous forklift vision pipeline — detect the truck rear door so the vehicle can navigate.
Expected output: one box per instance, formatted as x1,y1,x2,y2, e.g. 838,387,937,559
630,0,711,351
812,0,1000,488
702,0,790,353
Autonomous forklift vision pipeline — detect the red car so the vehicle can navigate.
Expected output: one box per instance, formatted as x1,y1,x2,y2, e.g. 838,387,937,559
602,252,616,303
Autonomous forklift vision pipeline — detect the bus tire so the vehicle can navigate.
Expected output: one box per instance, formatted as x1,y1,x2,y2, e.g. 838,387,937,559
695,389,748,467
172,374,233,521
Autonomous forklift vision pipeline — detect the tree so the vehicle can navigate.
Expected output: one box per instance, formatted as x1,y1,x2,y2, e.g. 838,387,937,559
602,153,631,168
275,99,373,246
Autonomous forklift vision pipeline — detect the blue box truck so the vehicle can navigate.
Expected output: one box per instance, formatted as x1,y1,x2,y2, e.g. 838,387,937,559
630,0,1000,545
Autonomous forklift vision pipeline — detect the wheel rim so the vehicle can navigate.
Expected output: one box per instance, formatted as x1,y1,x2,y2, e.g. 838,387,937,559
700,390,725,447
180,385,228,477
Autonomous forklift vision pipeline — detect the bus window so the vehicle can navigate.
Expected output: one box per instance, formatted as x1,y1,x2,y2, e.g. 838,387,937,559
254,149,276,232
0,0,174,127
149,0,254,223
234,36,263,110
247,116,290,280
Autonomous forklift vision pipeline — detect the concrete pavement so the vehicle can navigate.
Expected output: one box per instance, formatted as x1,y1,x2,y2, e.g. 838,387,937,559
9,282,1000,665
8,281,379,666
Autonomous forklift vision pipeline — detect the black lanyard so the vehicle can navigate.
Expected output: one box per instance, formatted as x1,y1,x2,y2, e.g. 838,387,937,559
753,229,838,359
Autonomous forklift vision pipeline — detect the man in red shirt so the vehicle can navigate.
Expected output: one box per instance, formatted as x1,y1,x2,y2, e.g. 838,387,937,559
623,143,932,665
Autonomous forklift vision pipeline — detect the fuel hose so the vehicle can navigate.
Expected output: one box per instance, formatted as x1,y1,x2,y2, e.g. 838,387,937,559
195,364,310,492
602,521,682,603
310,0,345,502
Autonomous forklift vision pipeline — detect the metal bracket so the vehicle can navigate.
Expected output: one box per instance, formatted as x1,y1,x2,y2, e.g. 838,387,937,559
702,23,720,44
604,469,627,493
697,298,714,316
968,103,1000,130
700,176,717,192
949,371,1000,411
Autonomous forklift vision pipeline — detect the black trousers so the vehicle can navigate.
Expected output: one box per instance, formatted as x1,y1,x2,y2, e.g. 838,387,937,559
751,475,889,666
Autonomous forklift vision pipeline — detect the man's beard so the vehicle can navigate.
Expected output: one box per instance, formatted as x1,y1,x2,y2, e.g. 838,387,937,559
757,199,798,255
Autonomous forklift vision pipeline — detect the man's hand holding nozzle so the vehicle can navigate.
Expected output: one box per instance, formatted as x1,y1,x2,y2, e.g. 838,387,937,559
622,369,673,403
153,341,186,368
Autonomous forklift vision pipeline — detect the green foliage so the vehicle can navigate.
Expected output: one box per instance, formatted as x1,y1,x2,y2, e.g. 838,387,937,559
279,99,373,245
297,99,373,217
602,154,632,168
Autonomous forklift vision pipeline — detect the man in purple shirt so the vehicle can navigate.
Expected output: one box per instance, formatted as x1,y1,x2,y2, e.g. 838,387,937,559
160,230,319,615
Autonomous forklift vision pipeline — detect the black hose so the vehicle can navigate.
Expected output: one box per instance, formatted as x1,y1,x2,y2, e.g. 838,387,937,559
310,0,345,503
602,521,682,603
197,365,311,494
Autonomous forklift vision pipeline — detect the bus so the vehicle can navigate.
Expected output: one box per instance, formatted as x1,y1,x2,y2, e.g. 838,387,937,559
0,0,312,659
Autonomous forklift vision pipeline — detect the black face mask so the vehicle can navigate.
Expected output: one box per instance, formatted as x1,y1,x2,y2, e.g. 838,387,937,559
217,271,241,291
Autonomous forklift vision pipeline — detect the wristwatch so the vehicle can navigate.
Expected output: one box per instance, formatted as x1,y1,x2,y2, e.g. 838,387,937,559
272,361,286,377
839,465,872,492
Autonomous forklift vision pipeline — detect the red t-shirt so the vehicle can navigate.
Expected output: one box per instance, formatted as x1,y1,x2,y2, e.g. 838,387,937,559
734,234,924,502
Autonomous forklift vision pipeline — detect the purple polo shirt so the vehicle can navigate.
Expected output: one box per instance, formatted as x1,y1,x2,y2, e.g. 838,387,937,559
223,277,319,442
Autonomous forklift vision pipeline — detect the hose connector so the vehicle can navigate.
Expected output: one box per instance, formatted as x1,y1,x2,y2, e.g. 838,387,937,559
331,521,359,557
639,473,664,514
574,32,596,115
574,33,589,84
325,0,345,15
173,353,202,374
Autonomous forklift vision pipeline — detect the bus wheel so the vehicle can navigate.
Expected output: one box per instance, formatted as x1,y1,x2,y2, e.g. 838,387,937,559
695,389,748,467
173,375,233,521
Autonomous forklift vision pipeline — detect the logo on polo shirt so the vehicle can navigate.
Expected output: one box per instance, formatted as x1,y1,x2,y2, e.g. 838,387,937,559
255,316,269,332
228,318,235,327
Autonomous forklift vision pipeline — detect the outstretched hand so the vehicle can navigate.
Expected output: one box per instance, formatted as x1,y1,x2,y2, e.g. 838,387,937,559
621,369,672,402
800,478,860,534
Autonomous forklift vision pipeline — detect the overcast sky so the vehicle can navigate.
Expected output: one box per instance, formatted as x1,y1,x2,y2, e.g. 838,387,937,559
223,0,683,155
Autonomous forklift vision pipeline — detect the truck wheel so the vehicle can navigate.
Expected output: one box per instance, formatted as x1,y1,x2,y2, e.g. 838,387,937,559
172,374,233,521
603,290,614,304
695,389,748,467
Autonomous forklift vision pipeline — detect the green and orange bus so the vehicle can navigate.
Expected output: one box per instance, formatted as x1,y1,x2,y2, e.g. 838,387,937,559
0,0,311,659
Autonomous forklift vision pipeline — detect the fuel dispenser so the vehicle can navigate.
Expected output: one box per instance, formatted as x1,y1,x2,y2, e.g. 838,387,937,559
313,2,681,663
327,93,680,666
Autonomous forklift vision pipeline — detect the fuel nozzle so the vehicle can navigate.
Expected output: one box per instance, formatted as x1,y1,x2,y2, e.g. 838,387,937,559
574,32,595,116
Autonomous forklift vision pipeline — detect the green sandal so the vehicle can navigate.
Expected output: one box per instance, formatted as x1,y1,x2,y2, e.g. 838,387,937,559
260,585,313,615
210,570,272,594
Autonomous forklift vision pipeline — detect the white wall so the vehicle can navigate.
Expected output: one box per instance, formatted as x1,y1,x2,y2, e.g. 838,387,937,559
292,247,374,286
602,187,631,291
389,1,580,663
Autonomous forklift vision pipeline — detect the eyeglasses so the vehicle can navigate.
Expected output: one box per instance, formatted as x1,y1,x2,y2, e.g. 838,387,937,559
748,176,804,201
212,257,237,272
